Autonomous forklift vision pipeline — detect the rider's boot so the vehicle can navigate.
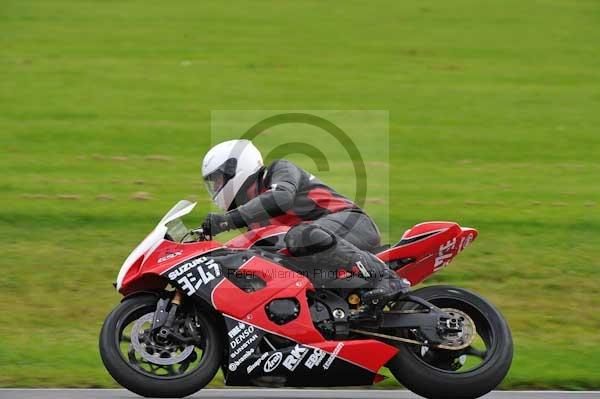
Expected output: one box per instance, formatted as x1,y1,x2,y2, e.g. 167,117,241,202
305,229,411,305
349,255,411,320
360,265,411,306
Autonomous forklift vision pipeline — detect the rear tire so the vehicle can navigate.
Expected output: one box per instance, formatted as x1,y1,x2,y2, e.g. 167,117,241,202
99,294,223,398
387,285,513,399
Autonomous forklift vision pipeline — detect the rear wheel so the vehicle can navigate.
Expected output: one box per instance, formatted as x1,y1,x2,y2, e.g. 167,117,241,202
99,294,223,397
387,285,513,399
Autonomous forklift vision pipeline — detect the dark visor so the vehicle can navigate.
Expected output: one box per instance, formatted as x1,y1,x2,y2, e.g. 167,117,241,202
203,158,237,198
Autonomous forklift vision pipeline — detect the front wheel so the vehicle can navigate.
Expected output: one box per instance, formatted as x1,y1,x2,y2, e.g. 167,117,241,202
387,285,513,399
99,294,223,397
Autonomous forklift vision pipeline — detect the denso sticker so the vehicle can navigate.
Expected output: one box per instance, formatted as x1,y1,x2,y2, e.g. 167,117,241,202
167,256,221,296
230,333,258,359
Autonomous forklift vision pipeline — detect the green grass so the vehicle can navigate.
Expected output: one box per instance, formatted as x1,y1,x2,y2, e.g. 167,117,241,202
1,0,600,389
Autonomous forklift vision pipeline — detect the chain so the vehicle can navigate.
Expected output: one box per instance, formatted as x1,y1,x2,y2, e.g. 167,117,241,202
349,328,473,350
350,328,425,346
384,309,430,314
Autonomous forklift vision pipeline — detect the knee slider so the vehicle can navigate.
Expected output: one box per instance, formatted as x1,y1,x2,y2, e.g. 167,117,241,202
284,224,336,257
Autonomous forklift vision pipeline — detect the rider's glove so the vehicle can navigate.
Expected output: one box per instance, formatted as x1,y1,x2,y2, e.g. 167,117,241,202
202,213,233,236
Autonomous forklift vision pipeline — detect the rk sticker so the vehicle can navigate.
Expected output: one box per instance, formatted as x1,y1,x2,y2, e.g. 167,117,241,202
283,345,309,372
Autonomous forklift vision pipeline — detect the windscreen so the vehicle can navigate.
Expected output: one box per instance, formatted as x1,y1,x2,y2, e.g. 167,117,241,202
158,200,197,242
165,219,190,243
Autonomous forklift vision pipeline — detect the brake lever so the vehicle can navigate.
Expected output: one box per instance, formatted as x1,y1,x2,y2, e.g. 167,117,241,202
191,227,212,241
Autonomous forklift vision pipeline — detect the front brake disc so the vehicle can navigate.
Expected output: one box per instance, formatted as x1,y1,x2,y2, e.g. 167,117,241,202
131,313,194,365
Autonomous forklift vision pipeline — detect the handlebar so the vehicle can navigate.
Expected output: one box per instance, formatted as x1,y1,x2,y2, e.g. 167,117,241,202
178,227,211,243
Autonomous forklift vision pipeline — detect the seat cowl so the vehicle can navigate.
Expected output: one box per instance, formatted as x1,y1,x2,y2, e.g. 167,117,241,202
376,222,478,285
376,222,461,263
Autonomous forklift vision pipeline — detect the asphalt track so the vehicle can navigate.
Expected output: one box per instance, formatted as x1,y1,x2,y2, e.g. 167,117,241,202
0,390,598,399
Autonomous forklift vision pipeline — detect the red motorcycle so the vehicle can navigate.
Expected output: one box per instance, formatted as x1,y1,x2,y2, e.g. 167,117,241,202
100,201,513,399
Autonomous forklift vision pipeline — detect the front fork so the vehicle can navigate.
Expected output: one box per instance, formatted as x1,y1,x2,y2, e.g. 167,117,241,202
151,290,183,339
149,291,201,346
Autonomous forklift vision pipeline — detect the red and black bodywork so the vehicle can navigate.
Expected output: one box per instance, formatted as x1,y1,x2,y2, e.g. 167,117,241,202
117,205,477,387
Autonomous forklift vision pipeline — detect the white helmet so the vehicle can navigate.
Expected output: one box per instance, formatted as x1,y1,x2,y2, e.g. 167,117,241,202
202,139,263,211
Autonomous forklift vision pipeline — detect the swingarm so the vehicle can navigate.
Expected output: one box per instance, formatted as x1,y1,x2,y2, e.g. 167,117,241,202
351,295,474,350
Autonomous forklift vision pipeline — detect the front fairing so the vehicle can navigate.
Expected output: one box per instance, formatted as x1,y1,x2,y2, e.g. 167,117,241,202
116,200,202,292
118,239,224,295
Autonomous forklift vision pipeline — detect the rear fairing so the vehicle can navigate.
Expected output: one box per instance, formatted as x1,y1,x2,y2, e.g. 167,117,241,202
376,222,478,285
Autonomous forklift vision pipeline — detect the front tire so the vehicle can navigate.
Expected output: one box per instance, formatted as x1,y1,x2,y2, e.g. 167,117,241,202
387,285,513,399
99,294,223,398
